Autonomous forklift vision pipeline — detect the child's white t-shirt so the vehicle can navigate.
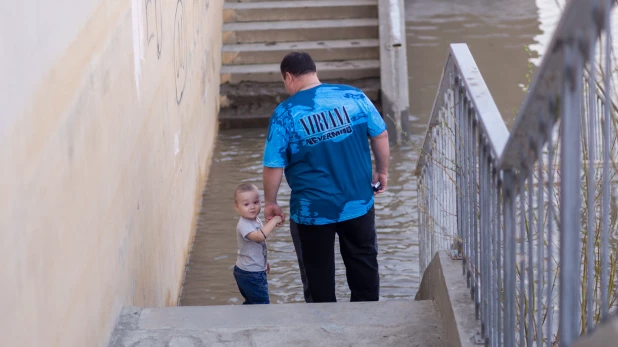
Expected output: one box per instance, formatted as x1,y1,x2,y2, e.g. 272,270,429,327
235,216,267,272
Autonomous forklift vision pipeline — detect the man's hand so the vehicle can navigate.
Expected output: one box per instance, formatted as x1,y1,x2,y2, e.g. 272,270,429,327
372,172,387,195
267,262,271,274
264,203,285,226
369,130,389,196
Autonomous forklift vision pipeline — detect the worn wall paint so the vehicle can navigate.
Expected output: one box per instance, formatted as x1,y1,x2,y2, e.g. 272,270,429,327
0,0,222,346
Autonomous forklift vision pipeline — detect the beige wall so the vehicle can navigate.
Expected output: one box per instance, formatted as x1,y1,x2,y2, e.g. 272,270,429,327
0,0,222,346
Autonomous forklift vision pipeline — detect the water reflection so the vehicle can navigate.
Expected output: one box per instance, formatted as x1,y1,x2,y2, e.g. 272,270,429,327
405,0,542,133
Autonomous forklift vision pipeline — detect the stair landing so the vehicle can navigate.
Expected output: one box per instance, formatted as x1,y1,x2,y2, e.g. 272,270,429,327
109,300,445,346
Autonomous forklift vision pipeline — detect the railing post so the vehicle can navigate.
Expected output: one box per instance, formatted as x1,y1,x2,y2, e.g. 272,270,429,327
503,171,516,347
559,42,583,347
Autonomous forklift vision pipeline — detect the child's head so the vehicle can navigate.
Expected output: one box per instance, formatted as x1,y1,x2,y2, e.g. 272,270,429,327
234,183,261,219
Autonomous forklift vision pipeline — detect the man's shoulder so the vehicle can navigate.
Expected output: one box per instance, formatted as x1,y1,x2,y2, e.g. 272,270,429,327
316,83,363,95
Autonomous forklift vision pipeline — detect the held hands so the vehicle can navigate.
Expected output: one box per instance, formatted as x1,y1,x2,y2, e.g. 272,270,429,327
264,203,285,226
372,172,387,195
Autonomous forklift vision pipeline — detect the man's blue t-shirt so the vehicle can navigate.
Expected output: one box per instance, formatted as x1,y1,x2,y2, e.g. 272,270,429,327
262,83,387,225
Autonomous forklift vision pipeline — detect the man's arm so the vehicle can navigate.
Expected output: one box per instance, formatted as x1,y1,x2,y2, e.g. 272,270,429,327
263,167,285,223
263,167,283,205
370,130,389,194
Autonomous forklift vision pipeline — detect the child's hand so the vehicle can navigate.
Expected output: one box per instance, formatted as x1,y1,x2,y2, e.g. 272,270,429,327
267,262,271,273
273,215,283,224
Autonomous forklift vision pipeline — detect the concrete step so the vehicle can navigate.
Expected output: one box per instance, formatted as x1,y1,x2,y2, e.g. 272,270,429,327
109,300,445,346
221,59,379,84
219,108,281,129
222,39,379,65
218,78,382,129
223,0,377,23
218,101,383,129
220,78,380,108
222,18,379,44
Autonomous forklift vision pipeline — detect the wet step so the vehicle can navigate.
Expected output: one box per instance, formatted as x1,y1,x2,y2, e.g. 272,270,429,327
222,18,379,44
219,78,380,108
223,0,377,22
222,39,379,65
221,59,379,84
109,300,445,346
218,78,380,129
218,102,383,129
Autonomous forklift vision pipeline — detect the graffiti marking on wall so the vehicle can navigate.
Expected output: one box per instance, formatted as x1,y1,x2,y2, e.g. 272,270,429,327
145,0,163,59
174,0,187,104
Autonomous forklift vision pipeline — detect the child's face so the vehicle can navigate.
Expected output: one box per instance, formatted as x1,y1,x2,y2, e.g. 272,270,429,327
234,190,261,219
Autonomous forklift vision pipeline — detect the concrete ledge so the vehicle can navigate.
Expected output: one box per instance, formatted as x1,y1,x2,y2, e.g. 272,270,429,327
415,251,480,347
571,315,618,346
109,300,445,346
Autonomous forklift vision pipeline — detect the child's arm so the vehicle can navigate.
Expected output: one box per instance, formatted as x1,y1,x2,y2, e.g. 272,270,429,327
245,216,282,242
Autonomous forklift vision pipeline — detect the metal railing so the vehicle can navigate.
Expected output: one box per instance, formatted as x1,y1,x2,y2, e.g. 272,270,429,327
416,1,618,346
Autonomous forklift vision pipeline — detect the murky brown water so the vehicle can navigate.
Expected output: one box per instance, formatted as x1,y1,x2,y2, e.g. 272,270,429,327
180,0,572,306
406,0,543,131
179,130,421,305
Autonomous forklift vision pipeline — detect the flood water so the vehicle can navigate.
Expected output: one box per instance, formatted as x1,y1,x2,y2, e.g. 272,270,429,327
179,132,419,305
179,0,581,306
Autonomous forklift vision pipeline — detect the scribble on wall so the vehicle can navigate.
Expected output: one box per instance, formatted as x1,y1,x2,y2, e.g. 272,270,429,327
174,0,187,104
145,0,163,58
194,0,202,38
194,0,210,38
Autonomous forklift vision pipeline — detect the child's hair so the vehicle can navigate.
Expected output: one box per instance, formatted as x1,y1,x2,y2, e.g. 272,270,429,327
234,183,259,203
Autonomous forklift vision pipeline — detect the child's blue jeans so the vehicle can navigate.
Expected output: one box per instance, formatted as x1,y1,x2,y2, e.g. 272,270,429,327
233,266,270,304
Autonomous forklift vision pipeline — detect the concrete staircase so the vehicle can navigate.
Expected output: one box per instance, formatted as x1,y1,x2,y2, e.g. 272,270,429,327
219,0,381,129
109,300,445,346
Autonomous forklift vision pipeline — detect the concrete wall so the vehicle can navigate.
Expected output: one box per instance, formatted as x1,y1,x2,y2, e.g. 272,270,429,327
0,1,222,346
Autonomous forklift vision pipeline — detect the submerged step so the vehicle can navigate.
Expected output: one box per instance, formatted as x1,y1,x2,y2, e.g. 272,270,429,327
222,39,379,65
218,100,383,130
218,77,382,129
221,59,380,84
219,78,381,108
109,300,445,346
223,0,377,23
222,18,379,44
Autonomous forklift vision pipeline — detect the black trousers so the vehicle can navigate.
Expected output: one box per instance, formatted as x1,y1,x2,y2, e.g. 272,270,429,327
296,206,379,302
290,220,313,303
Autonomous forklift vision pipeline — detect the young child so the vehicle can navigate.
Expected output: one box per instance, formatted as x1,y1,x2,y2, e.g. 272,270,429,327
233,183,282,305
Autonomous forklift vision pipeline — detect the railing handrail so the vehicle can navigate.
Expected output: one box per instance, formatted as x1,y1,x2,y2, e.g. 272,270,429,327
498,0,612,170
415,1,617,346
415,44,509,176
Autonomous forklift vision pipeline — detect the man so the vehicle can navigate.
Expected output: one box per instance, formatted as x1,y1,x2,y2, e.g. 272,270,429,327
262,52,389,303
